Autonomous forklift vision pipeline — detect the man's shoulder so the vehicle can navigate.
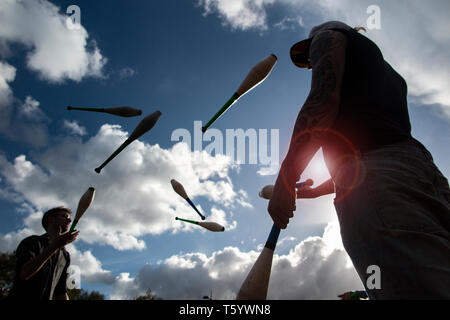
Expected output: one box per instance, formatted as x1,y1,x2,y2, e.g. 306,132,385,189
20,233,48,243
17,234,48,250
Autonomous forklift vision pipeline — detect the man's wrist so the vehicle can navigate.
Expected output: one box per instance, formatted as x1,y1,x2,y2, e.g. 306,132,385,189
280,159,299,186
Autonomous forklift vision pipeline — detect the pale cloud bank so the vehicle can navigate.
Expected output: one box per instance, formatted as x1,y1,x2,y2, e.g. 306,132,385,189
0,124,247,251
110,222,363,300
0,0,107,83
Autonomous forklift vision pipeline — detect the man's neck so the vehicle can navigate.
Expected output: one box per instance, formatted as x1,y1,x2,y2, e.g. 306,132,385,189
47,228,59,242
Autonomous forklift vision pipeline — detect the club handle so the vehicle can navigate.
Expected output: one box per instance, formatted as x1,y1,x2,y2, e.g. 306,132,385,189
69,219,79,232
265,224,280,250
186,198,206,220
95,139,131,173
263,181,311,249
67,106,105,113
175,217,199,225
264,181,312,250
264,181,311,238
202,93,239,133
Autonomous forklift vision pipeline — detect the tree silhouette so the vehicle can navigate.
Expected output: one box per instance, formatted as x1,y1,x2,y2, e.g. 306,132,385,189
134,289,162,300
67,288,105,300
0,252,16,299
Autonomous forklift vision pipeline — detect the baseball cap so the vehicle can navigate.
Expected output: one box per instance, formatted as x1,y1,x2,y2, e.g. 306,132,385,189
290,21,353,68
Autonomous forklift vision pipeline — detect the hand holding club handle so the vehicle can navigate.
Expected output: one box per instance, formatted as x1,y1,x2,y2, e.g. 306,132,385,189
236,180,312,300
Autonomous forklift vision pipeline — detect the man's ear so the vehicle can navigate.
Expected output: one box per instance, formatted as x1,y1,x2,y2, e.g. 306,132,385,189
46,217,57,232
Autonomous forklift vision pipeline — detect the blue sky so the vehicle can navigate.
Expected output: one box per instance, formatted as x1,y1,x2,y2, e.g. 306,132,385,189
0,0,449,299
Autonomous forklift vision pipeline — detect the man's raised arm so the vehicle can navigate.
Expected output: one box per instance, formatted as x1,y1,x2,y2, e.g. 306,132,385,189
268,30,347,229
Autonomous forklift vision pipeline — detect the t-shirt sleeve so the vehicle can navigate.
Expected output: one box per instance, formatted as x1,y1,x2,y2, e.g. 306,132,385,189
15,237,39,274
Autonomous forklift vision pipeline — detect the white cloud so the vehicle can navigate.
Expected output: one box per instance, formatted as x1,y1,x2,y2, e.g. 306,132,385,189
198,0,450,113
273,17,304,30
0,227,34,253
0,154,61,208
0,61,15,131
209,207,237,231
0,61,15,102
110,222,363,299
298,0,450,111
0,125,245,251
257,164,278,176
277,236,296,247
66,245,114,284
0,0,107,82
19,96,48,121
0,69,49,147
198,0,276,31
236,189,253,208
0,0,108,145
110,273,143,300
63,119,87,136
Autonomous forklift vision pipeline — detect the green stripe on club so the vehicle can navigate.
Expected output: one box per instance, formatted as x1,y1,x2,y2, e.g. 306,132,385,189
69,219,79,232
202,93,239,133
95,139,131,173
175,217,199,225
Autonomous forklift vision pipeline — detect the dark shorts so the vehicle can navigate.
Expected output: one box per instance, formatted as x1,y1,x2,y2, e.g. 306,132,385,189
333,141,450,299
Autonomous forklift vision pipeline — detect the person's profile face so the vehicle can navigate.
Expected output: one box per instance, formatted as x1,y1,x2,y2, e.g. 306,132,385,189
50,211,72,232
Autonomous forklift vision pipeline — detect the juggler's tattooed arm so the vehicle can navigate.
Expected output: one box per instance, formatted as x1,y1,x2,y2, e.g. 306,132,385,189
268,30,347,229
